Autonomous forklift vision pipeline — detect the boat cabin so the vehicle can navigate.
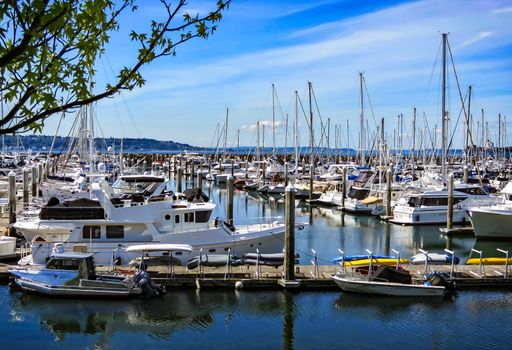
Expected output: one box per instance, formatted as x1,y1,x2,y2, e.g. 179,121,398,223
46,253,96,280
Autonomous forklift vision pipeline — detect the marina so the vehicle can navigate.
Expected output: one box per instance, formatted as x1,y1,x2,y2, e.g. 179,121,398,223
1,0,512,348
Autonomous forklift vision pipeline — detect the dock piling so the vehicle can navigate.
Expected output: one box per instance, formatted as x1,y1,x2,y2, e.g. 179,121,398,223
177,166,183,193
197,170,202,191
226,175,234,225
283,185,296,282
8,171,16,233
386,168,392,218
23,168,29,206
341,167,347,209
31,166,37,198
447,173,454,230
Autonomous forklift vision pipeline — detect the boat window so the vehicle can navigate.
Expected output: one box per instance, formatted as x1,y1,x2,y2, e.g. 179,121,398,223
453,197,465,205
106,225,124,239
408,197,421,207
184,212,195,223
195,210,212,223
82,225,101,239
422,198,448,206
457,187,486,196
175,215,180,224
47,258,80,270
348,188,370,200
209,249,216,253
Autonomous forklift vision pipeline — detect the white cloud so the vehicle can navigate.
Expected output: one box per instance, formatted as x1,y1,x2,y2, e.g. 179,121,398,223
241,120,284,131
493,6,512,14
457,32,494,49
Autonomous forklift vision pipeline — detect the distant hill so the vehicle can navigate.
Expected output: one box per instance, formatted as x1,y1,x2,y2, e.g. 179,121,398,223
0,135,199,153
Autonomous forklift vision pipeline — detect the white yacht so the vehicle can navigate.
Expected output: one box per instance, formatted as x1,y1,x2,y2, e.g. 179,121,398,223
390,184,495,225
467,182,512,239
18,181,295,266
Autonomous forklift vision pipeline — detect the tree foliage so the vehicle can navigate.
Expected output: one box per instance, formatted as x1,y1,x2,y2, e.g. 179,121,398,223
0,0,231,134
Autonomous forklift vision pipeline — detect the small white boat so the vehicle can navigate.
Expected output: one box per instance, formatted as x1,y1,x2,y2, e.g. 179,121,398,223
9,252,162,297
332,266,449,297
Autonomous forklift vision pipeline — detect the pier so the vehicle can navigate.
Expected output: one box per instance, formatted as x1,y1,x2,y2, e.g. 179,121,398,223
2,262,512,290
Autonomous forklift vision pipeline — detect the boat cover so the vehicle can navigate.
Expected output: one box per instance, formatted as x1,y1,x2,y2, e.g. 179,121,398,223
39,197,104,220
369,265,412,284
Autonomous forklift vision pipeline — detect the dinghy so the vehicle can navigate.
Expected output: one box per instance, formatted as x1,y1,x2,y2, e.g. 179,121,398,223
410,253,460,265
9,252,163,297
332,265,451,297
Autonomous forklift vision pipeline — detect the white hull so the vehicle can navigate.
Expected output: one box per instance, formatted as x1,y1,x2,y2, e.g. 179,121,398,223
469,207,512,239
390,207,467,225
332,275,445,296
27,223,287,266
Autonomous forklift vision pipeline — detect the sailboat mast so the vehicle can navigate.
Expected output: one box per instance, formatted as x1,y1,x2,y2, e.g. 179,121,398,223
223,107,228,163
308,82,314,200
256,121,260,163
412,107,416,165
441,32,448,181
359,72,365,166
466,85,472,164
294,91,299,175
272,83,276,158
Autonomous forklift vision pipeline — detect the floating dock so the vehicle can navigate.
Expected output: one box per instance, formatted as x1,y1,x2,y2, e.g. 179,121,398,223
2,263,512,290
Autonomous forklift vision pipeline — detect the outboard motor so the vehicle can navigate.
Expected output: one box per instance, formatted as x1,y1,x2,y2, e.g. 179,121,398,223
424,271,456,294
133,269,165,297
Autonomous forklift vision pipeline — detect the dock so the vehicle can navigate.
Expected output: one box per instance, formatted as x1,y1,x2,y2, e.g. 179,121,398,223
2,263,512,290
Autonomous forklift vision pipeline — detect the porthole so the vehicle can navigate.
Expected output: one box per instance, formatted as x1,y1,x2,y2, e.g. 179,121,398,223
165,214,171,220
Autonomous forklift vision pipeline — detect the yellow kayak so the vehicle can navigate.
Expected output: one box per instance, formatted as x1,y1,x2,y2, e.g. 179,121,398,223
466,257,512,265
341,258,410,267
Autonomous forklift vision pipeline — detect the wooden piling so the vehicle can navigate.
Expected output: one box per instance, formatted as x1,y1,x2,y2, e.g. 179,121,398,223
226,175,234,225
341,167,347,209
31,166,38,198
197,170,202,191
386,168,392,218
447,173,454,230
177,166,183,193
8,171,16,232
283,185,296,282
23,168,29,206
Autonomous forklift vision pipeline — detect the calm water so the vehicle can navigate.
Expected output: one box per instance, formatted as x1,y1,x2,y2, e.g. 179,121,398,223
3,179,512,349
2,287,512,349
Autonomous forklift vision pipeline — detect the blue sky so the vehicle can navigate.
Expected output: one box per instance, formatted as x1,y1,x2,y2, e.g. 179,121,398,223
43,0,512,149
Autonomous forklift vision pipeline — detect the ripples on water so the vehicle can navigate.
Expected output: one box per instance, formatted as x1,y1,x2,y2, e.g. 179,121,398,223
3,181,512,349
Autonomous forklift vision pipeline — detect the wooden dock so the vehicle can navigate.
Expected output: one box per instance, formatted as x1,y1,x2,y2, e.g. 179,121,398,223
2,262,512,290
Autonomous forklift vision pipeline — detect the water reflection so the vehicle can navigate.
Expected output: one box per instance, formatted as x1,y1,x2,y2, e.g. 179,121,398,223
5,288,298,349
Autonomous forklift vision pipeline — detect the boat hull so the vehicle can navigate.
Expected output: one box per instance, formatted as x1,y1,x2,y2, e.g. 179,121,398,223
468,208,512,239
332,275,445,297
14,277,140,297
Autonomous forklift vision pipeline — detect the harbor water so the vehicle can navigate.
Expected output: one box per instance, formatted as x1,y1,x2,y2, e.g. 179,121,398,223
2,180,512,349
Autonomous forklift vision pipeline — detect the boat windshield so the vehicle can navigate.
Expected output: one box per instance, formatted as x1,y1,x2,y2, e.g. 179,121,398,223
46,258,81,270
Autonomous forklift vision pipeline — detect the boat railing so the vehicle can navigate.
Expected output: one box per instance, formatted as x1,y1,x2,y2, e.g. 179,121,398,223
19,242,31,260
